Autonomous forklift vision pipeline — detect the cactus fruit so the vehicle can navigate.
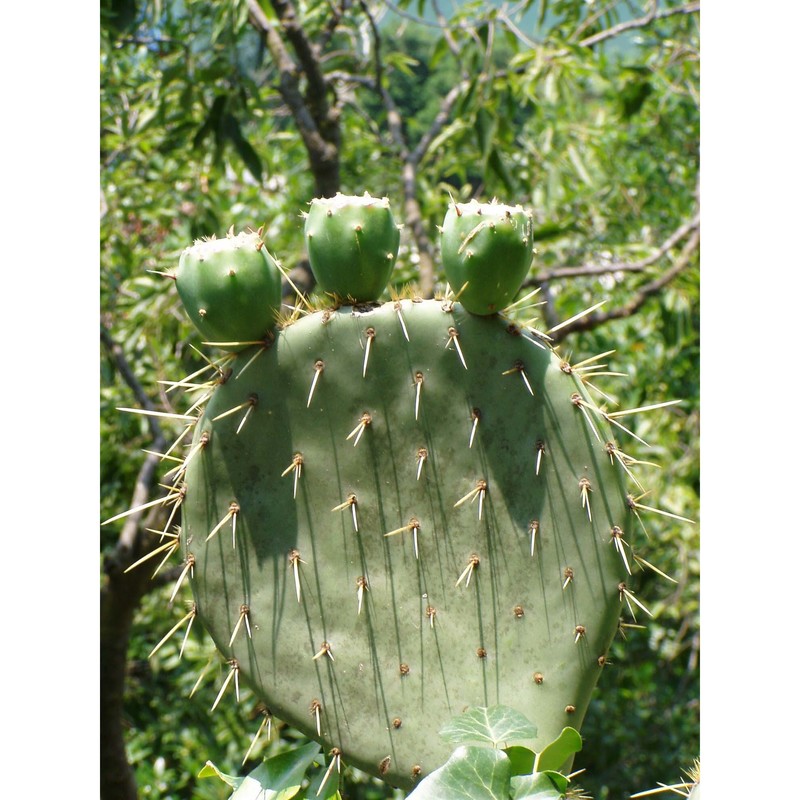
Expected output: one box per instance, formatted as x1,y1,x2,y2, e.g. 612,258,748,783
175,229,283,351
111,195,684,793
440,199,534,316
303,192,401,302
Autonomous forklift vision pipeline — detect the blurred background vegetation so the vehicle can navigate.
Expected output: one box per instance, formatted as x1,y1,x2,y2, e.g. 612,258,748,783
100,1,699,798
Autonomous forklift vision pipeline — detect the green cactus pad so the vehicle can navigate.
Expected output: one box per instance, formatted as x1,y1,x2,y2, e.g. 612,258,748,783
440,199,534,315
179,298,633,789
304,193,401,302
175,230,282,351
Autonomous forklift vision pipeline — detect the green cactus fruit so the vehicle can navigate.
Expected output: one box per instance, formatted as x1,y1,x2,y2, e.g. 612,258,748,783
440,199,534,316
175,229,282,351
177,297,637,790
304,193,401,302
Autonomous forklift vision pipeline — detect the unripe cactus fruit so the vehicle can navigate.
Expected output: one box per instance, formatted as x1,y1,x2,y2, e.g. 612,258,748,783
304,192,401,302
175,230,282,351
440,199,534,315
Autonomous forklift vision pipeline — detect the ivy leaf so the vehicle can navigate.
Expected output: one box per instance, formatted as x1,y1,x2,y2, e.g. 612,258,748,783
197,761,242,789
239,742,321,799
535,727,582,773
407,745,511,800
503,746,535,777
440,706,537,748
200,742,322,800
509,771,565,800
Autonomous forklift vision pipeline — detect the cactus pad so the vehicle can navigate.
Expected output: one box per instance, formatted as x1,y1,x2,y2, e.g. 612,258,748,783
175,230,283,351
178,297,633,789
440,199,534,315
304,193,401,302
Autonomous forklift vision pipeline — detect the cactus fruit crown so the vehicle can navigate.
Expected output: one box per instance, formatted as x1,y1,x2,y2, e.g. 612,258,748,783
108,193,690,793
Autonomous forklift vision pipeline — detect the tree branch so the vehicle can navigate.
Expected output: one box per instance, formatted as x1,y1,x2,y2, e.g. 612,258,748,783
269,0,332,121
530,211,700,283
100,455,166,800
430,0,464,62
101,324,165,447
570,0,625,44
247,0,340,197
548,226,699,343
357,0,437,296
100,326,172,800
576,1,700,50
314,0,349,55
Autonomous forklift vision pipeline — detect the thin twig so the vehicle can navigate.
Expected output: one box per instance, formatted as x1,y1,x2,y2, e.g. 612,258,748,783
548,227,699,342
530,212,700,283
576,2,700,50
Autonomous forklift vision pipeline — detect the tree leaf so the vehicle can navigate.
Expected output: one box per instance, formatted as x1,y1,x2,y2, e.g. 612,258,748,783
537,0,549,28
566,143,594,187
223,112,264,181
429,35,452,70
475,108,497,160
193,95,227,151
440,706,537,748
298,756,342,799
487,148,515,195
422,119,471,160
407,745,512,800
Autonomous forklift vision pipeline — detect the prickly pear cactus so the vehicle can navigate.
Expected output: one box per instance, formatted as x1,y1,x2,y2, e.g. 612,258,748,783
116,197,676,792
